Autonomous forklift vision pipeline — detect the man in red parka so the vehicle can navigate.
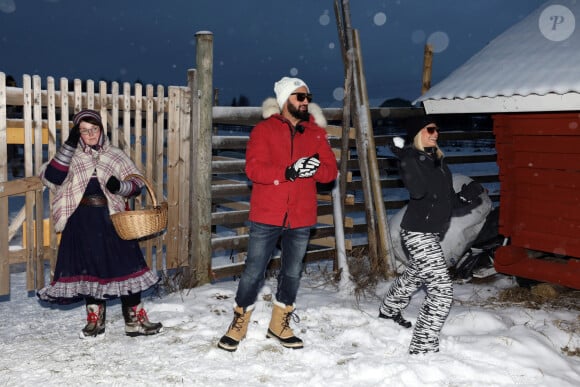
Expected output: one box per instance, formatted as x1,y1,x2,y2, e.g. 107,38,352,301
218,77,338,352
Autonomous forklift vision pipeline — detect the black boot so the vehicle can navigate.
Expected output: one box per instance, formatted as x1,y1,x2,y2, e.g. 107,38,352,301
81,302,106,338
122,302,163,337
378,311,412,329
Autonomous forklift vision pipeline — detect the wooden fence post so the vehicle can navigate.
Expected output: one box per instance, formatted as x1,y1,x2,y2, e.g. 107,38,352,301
47,77,58,272
166,86,181,269
0,72,8,296
190,31,213,286
186,69,198,286
33,75,44,289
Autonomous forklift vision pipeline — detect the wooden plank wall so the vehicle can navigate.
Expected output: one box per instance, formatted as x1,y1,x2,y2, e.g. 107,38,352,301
494,113,580,258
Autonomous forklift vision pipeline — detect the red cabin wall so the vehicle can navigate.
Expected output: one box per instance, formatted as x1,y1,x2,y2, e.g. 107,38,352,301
492,113,580,289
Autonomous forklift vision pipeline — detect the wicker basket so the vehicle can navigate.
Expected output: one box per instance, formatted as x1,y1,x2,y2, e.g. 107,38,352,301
110,174,168,240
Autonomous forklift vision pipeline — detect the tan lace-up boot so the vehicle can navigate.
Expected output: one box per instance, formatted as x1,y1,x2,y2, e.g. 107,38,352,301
266,300,303,349
217,304,255,352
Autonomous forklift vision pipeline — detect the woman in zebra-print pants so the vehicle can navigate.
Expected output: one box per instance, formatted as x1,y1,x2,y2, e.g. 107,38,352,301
379,116,483,354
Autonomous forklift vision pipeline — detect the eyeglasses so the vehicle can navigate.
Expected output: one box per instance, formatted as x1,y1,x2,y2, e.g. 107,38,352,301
80,127,100,136
425,126,439,134
291,92,313,103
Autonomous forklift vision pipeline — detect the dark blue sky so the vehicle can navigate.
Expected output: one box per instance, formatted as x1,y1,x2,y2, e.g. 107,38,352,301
0,0,546,106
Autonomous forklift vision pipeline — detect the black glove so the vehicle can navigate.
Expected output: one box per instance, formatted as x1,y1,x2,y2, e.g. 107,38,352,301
285,167,299,182
286,156,309,181
297,153,320,178
453,196,483,217
285,154,320,181
106,176,121,194
458,181,483,203
65,125,81,147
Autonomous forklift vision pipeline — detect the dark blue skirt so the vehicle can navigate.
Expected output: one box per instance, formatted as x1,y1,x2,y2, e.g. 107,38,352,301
37,201,159,304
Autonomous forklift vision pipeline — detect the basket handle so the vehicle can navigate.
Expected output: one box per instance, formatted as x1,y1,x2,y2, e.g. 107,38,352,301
123,173,159,207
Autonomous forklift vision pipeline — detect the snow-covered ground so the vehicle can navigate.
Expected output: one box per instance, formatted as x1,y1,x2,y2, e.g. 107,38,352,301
3,137,578,386
0,268,578,386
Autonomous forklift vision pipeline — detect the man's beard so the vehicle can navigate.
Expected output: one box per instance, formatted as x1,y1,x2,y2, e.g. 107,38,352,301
288,102,310,122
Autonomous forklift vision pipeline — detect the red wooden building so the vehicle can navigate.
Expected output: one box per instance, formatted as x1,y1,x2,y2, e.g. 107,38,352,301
492,113,580,289
416,0,580,289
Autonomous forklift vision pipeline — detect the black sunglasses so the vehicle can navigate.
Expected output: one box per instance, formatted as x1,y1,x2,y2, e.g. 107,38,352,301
426,126,439,134
291,92,313,103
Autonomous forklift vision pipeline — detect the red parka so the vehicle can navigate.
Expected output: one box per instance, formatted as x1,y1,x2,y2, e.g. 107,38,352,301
245,103,338,229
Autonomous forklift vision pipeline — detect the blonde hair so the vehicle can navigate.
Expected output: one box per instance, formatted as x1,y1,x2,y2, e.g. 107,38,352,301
413,129,444,159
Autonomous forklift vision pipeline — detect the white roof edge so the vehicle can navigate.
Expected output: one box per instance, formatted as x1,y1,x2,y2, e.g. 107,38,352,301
422,92,580,114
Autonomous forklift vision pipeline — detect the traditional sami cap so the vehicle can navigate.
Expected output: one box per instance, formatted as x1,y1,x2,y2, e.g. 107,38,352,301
73,109,102,126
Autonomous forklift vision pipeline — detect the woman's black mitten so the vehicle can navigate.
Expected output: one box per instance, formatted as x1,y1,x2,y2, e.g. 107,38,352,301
65,125,81,147
106,176,121,193
459,181,483,202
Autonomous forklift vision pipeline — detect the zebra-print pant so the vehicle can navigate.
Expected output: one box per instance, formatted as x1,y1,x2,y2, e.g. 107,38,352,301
380,229,453,354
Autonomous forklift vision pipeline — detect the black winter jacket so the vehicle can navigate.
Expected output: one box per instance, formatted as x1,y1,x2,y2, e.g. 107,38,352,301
399,146,464,235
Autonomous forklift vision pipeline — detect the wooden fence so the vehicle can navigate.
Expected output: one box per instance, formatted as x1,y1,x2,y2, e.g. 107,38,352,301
209,108,499,280
0,35,499,299
0,72,196,298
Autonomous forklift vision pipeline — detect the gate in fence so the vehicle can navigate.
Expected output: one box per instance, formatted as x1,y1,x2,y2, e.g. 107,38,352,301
0,71,197,298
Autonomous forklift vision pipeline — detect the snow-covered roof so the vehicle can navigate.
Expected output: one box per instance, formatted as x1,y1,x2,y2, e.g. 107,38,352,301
416,0,580,114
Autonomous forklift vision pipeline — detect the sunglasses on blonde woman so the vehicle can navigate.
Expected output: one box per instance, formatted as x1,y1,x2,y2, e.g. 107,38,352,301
426,126,439,134
291,92,313,103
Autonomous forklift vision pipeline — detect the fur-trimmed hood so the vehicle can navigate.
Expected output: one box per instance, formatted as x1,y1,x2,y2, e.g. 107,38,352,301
261,97,327,128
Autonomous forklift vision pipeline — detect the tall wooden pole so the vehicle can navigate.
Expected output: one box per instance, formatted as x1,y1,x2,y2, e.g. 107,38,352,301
334,0,351,217
190,31,213,286
421,44,433,95
0,72,8,296
337,0,379,264
352,29,391,276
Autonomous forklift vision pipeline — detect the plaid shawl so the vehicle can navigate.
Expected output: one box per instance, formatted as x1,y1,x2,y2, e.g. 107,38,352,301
40,136,142,232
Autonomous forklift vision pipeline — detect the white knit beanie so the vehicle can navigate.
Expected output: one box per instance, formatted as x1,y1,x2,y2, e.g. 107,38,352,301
274,77,309,109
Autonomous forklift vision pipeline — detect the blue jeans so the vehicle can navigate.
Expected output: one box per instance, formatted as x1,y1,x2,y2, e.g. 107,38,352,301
235,221,311,308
